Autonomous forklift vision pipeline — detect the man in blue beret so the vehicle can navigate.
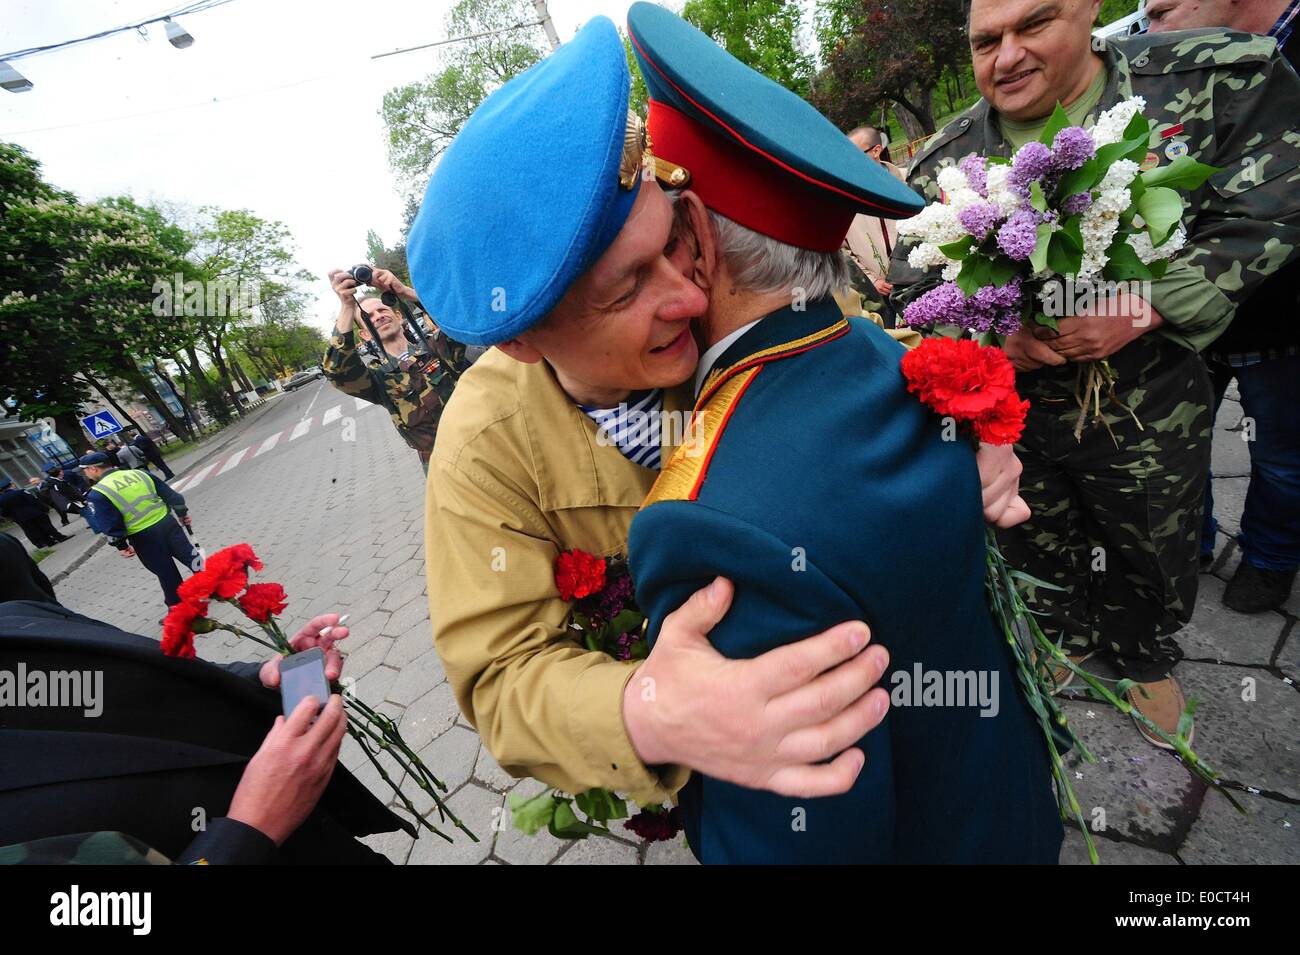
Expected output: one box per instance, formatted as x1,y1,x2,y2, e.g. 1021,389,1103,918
79,451,200,611
414,11,1040,850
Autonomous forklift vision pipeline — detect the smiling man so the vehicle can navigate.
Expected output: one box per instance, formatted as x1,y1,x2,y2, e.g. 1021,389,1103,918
889,0,1300,747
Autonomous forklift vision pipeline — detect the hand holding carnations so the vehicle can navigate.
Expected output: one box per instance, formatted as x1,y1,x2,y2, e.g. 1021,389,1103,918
1032,291,1165,362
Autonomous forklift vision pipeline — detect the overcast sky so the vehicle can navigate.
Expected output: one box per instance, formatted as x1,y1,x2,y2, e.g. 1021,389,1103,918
0,0,690,334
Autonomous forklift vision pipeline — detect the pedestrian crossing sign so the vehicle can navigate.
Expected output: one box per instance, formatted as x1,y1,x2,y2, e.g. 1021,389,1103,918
80,410,123,438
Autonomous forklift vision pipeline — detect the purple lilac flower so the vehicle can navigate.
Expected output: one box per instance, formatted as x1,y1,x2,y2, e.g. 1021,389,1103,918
958,202,1003,241
958,155,988,197
1061,191,1093,216
968,278,1025,335
1008,141,1052,196
1050,127,1096,172
996,210,1039,261
597,573,634,619
902,281,968,328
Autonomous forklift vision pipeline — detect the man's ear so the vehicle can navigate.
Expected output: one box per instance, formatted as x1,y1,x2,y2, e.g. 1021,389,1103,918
676,189,719,291
496,336,544,364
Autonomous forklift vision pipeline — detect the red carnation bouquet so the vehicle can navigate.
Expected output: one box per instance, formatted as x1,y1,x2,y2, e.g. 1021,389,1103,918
902,338,1234,862
508,549,680,844
161,543,476,846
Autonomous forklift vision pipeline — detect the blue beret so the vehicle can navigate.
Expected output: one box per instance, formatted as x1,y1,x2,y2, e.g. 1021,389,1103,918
627,2,923,251
79,452,111,467
408,17,641,346
42,463,61,473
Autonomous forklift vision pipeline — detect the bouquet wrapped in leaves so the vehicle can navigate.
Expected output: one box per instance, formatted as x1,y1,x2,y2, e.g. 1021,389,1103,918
897,97,1218,438
901,337,1241,862
161,543,476,846
507,550,681,842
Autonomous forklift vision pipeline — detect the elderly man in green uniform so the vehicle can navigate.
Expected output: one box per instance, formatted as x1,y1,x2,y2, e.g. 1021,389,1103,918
322,266,469,469
888,0,1300,746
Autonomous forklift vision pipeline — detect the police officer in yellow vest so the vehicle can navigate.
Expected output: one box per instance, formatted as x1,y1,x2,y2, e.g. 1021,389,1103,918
78,451,200,609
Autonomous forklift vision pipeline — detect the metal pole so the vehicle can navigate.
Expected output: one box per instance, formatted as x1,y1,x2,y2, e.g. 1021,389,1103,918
532,0,561,51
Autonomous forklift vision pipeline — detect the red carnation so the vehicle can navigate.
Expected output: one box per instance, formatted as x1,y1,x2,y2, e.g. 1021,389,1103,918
901,337,1017,422
176,569,219,604
161,598,208,659
623,806,682,842
238,582,289,623
973,391,1030,446
202,543,264,599
554,549,607,602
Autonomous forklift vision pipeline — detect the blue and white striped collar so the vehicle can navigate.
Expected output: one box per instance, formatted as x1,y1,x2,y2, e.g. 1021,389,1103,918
579,389,664,470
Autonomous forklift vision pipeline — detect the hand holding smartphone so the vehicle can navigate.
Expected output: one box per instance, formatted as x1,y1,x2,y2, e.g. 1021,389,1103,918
279,647,331,718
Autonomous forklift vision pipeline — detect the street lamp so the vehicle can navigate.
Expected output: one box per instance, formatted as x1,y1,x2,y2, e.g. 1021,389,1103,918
163,17,195,49
0,59,32,92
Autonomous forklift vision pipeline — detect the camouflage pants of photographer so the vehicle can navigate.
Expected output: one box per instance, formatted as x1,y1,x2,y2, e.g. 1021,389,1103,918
996,337,1214,682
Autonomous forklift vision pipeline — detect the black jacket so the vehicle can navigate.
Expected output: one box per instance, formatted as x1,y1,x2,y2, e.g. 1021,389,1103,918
0,601,410,864
0,488,47,523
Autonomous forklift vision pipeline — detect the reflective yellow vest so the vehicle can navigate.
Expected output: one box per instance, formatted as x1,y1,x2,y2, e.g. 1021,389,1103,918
93,469,169,535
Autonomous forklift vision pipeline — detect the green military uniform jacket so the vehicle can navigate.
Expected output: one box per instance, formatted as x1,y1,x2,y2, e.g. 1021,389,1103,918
323,328,459,464
888,29,1300,351
424,348,692,805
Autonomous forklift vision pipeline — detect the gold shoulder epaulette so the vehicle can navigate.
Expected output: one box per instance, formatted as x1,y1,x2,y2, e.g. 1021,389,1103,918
642,366,762,507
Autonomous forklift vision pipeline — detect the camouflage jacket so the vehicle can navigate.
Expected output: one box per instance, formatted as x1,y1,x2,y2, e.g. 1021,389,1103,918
322,328,461,464
887,29,1300,355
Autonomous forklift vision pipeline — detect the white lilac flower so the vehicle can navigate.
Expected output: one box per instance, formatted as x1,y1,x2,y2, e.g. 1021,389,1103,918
1089,95,1147,147
985,164,1021,216
936,164,971,195
907,241,956,271
1099,159,1140,194
897,201,966,247
942,261,962,282
1129,225,1188,264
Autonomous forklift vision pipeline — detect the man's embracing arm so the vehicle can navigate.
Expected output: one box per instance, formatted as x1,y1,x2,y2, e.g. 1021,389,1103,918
425,454,688,804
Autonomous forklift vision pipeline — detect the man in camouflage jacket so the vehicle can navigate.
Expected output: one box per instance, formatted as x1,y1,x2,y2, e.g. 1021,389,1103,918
323,267,470,468
887,0,1300,748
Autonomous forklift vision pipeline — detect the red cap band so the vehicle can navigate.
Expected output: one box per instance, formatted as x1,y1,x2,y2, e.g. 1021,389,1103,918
647,99,855,253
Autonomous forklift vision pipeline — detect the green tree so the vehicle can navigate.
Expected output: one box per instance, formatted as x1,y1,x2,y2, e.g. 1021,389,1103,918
0,145,197,452
813,0,969,141
380,0,548,200
683,0,814,96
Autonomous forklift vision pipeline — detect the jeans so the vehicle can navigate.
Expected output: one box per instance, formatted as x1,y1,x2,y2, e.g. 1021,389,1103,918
1201,354,1300,572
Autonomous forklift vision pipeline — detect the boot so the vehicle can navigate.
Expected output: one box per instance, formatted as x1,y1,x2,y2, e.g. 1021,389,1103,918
1222,562,1297,615
1127,676,1191,750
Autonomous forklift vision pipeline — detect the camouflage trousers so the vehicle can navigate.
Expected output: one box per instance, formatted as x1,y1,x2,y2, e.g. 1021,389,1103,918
997,336,1213,682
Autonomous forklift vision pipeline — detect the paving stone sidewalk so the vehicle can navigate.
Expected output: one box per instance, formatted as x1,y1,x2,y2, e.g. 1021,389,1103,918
55,382,1299,865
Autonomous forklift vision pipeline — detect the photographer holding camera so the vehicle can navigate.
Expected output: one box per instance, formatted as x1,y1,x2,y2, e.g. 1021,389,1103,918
323,265,474,469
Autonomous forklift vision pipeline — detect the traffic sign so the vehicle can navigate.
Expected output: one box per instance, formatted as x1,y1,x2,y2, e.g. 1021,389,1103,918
80,410,123,438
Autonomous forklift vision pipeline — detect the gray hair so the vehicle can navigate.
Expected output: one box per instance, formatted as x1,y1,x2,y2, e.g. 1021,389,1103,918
708,210,851,302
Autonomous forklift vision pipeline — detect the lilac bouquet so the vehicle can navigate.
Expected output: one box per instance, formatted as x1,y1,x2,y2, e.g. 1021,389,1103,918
897,97,1216,437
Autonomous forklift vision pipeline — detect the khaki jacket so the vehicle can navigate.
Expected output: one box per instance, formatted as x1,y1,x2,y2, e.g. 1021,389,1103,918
424,349,691,804
844,159,907,283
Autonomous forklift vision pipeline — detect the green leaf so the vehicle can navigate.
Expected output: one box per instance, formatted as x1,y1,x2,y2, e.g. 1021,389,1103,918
1148,258,1169,280
574,788,629,822
1127,174,1146,204
1141,155,1220,191
1114,678,1140,698
1033,312,1060,333
1038,101,1073,147
1046,218,1084,276
1122,109,1151,145
1102,240,1154,282
507,790,558,835
1029,223,1053,274
1056,158,1099,201
548,799,606,839
1095,135,1146,173
1029,180,1047,214
1135,186,1184,245
987,156,1011,166
988,256,1021,287
956,255,993,296
609,609,643,637
938,236,975,259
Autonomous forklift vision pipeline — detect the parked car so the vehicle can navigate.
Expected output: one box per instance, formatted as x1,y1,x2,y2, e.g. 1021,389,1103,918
284,368,324,391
